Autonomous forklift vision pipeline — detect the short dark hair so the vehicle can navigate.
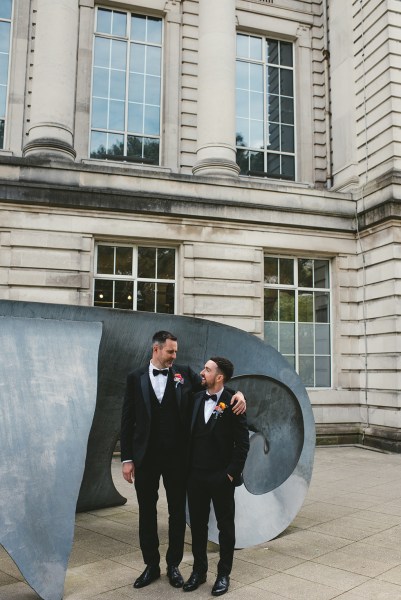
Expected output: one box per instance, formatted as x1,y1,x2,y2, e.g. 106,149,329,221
152,331,177,346
210,356,234,382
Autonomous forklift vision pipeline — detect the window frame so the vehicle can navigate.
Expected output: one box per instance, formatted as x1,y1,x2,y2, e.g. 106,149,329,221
263,255,332,389
236,32,297,182
89,5,164,165
0,0,13,151
93,242,177,313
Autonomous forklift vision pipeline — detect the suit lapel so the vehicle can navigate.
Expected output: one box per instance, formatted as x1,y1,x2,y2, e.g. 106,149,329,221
140,370,152,419
171,367,182,412
191,391,204,433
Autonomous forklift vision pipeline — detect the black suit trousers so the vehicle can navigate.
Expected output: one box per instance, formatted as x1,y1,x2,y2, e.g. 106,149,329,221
134,450,186,567
187,468,235,576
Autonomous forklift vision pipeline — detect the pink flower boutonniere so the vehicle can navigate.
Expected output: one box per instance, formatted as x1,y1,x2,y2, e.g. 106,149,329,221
212,401,228,419
174,373,184,388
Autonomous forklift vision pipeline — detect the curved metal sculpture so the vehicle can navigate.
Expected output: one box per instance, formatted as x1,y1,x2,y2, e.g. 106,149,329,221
0,299,315,599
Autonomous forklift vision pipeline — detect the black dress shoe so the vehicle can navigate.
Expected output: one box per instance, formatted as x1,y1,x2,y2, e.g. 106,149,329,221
212,574,230,596
183,571,207,592
133,565,161,588
167,565,184,588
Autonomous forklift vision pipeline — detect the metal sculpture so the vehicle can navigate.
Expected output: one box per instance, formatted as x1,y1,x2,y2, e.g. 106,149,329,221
0,299,315,598
0,314,101,600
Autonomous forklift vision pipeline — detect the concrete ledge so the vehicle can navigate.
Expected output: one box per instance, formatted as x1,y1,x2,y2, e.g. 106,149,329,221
316,423,401,453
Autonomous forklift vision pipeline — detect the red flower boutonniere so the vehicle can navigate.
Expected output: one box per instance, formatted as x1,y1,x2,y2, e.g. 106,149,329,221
174,373,184,387
212,401,227,419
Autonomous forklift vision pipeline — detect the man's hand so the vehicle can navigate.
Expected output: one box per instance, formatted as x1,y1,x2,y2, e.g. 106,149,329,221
230,391,246,414
122,461,135,483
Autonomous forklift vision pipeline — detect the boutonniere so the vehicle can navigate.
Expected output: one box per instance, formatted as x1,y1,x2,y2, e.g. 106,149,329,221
212,401,228,419
174,373,184,388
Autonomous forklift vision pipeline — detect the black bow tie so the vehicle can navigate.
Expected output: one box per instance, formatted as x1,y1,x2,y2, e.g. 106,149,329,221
203,393,217,402
153,369,169,376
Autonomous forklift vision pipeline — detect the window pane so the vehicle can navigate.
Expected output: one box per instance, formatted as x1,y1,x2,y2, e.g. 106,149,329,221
111,40,126,70
147,17,162,45
279,290,295,321
145,75,161,104
264,256,278,284
128,102,143,133
266,152,280,177
147,46,161,77
0,120,4,149
298,292,313,322
236,61,249,90
156,283,175,314
249,119,263,148
268,66,279,95
264,289,278,321
0,0,12,19
131,15,146,42
298,258,313,287
0,86,6,118
280,322,295,354
130,43,146,73
279,258,294,285
280,42,293,67
281,125,294,153
93,67,109,98
138,247,156,277
282,155,295,180
315,292,329,323
112,11,127,37
268,94,279,123
268,123,280,151
107,133,124,155
115,280,134,310
299,356,314,387
267,40,279,65
299,323,314,354
115,247,132,275
94,37,110,68
236,147,249,174
157,248,175,279
0,22,10,54
91,97,108,129
249,36,262,60
97,245,114,274
280,69,293,97
127,135,142,157
144,104,160,135
137,281,155,312
109,99,125,130
264,321,278,348
236,34,249,59
97,9,112,34
315,356,331,387
94,279,113,308
90,131,107,158
249,151,264,172
0,53,9,86
281,96,294,125
314,260,329,288
143,137,159,164
315,324,330,355
110,70,126,100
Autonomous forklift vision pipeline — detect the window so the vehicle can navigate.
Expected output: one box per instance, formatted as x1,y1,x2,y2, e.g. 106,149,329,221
90,7,162,165
94,244,175,313
236,33,295,180
264,257,331,387
0,0,12,149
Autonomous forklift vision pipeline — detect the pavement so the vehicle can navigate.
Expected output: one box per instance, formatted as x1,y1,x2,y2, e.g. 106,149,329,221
1,446,401,600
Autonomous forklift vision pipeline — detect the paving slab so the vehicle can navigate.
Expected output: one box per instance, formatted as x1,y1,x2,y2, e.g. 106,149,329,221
1,447,401,600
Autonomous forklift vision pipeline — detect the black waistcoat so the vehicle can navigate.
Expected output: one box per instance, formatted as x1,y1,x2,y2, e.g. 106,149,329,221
147,375,183,457
190,403,218,470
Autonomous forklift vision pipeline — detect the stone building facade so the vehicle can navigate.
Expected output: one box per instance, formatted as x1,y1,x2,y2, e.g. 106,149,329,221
0,0,400,450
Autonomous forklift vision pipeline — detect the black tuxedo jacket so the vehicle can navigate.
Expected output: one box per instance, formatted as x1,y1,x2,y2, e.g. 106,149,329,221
120,364,202,467
189,387,249,486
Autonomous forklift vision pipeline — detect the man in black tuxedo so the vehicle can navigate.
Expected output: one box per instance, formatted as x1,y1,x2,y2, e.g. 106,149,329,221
183,357,249,597
120,332,246,590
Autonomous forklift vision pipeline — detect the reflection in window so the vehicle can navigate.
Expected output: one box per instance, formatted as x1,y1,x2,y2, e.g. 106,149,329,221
264,257,331,387
94,244,175,313
0,0,12,149
236,33,295,181
90,8,162,165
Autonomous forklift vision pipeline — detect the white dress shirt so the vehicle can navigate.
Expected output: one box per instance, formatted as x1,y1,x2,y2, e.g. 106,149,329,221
204,388,224,423
149,361,169,402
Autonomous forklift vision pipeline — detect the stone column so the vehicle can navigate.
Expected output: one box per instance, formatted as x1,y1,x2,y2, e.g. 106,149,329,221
23,0,79,161
192,0,239,177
